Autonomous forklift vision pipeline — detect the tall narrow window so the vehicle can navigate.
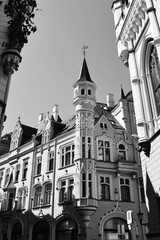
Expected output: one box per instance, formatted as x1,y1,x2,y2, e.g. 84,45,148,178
120,178,130,202
34,186,42,207
4,168,10,186
48,152,54,172
68,179,74,202
0,171,3,188
8,190,15,211
149,45,160,115
22,161,28,180
15,164,20,182
88,137,91,158
44,183,52,205
82,137,86,158
100,177,110,200
98,140,110,161
88,173,92,197
36,157,42,175
118,144,126,161
59,181,66,203
17,188,26,209
82,173,86,197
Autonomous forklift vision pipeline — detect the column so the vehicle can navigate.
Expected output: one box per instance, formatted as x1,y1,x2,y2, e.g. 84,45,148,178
128,41,148,141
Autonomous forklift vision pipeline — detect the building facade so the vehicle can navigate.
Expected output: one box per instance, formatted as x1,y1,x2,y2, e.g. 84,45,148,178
0,56,147,240
111,0,160,239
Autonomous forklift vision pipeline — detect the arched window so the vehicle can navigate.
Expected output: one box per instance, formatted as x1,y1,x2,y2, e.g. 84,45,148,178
11,222,22,240
118,144,126,161
32,221,50,240
149,44,160,115
56,219,78,240
103,218,131,240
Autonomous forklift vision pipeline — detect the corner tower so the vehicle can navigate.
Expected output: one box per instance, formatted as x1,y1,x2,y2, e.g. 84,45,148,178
73,56,96,160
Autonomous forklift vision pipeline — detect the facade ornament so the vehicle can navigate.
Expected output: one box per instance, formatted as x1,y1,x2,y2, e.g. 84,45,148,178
1,49,22,75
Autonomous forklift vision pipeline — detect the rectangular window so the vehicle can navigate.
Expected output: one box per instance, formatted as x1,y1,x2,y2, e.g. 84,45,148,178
34,186,42,207
82,137,86,158
98,140,110,161
100,176,110,200
44,183,52,205
59,179,74,203
4,168,10,186
17,188,26,209
59,181,66,202
22,161,28,180
88,173,92,197
120,178,131,202
61,144,74,167
82,173,86,197
48,152,54,172
0,171,3,188
36,157,42,175
15,164,20,182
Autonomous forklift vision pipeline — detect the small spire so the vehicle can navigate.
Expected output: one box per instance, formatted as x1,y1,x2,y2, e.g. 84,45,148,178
81,45,89,57
120,84,126,99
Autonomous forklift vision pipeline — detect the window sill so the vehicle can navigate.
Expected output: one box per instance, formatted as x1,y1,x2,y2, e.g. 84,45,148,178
21,178,27,181
32,204,51,209
46,170,53,174
34,174,42,178
59,163,75,170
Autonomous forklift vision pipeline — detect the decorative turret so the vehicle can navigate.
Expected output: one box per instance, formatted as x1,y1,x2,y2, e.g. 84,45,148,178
73,49,96,161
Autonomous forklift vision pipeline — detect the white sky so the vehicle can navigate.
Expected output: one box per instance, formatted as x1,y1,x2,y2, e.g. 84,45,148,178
3,0,130,134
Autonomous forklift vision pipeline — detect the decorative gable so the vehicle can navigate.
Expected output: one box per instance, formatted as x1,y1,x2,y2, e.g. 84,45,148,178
10,118,23,151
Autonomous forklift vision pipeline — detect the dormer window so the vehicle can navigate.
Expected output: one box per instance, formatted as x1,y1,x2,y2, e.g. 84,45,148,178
81,89,85,95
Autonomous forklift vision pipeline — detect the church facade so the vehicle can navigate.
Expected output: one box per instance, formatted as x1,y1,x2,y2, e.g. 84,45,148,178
112,0,160,239
0,56,147,240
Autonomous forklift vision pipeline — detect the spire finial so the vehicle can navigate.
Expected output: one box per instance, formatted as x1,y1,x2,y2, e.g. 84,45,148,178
81,45,89,57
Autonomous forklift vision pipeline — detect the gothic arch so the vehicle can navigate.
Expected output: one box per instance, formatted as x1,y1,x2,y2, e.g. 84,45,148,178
8,218,24,240
99,211,127,240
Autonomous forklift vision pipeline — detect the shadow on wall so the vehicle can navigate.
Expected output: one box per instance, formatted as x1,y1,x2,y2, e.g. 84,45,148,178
146,172,160,238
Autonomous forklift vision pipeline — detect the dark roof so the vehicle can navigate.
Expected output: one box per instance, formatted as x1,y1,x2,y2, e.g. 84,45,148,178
77,57,93,83
21,124,37,145
95,102,124,130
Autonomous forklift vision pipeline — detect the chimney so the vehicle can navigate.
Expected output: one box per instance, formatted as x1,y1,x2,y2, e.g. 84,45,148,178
38,113,44,124
53,104,58,121
107,93,114,108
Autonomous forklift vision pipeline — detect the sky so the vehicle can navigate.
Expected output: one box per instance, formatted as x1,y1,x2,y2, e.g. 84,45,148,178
3,0,131,134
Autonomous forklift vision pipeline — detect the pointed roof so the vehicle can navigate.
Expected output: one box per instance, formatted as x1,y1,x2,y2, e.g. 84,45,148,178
77,57,93,83
120,86,126,99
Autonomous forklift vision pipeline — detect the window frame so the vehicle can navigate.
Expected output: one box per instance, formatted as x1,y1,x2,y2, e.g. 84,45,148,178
48,151,54,172
100,176,111,200
97,139,111,162
120,178,131,202
35,156,42,176
22,160,28,180
61,144,75,168
59,178,74,204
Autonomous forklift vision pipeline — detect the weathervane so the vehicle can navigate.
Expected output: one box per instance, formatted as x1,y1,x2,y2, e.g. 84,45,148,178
81,45,89,57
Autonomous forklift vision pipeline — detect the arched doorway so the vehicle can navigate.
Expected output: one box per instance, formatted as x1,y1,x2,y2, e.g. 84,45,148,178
56,219,78,240
103,218,131,240
11,222,22,240
32,220,50,240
